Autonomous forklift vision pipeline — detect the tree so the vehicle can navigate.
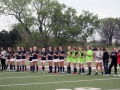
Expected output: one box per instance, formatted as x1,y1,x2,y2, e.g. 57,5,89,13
98,18,118,46
76,10,99,46
113,18,120,46
0,0,33,36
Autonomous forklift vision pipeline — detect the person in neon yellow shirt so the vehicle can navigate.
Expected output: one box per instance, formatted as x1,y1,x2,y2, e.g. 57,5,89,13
85,46,93,75
78,46,85,74
71,47,78,74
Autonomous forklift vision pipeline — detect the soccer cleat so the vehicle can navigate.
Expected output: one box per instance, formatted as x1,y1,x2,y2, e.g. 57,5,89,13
118,74,120,76
86,73,91,75
113,74,117,76
94,72,98,75
73,72,77,74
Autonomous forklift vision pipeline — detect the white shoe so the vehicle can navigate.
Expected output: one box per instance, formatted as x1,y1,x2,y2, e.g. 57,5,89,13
113,74,117,76
42,71,45,73
118,74,120,76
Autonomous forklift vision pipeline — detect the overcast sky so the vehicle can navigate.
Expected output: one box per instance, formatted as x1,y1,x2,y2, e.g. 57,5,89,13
0,0,120,31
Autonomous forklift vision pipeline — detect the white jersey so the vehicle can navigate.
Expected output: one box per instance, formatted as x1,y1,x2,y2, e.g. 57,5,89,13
1,50,6,59
96,51,103,61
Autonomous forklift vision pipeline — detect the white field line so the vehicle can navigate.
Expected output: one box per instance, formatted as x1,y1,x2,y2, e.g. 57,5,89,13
0,78,119,87
0,74,68,80
0,71,120,75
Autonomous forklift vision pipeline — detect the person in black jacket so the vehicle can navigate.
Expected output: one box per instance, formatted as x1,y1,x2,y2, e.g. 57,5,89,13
108,48,118,76
102,48,109,75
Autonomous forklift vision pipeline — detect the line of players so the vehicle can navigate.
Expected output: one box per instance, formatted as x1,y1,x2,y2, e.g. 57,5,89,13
1,46,120,75
1,46,93,75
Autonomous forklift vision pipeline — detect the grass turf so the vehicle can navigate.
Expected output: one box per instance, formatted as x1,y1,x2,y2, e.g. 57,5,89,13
0,70,120,90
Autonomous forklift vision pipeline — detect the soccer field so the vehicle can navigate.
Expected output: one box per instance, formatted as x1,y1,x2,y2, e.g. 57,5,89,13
0,70,120,90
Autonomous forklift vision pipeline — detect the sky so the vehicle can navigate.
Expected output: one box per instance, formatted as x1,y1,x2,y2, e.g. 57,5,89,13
0,0,120,31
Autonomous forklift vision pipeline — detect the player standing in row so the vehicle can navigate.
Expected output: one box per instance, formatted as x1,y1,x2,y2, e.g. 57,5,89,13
72,47,78,74
85,46,93,75
9,48,16,71
66,46,72,74
78,46,85,74
6,47,12,70
109,48,118,76
102,48,109,75
16,47,21,71
53,47,59,73
94,46,103,75
21,47,27,71
48,47,53,73
32,46,39,72
59,46,65,73
29,47,33,72
41,48,47,73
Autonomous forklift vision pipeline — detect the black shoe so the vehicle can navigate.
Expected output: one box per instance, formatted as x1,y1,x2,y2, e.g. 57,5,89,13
78,72,81,74
16,70,19,72
86,73,91,75
48,71,52,73
94,72,98,75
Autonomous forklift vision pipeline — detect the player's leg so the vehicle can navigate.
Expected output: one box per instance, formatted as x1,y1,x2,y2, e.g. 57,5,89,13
94,62,99,75
99,62,103,75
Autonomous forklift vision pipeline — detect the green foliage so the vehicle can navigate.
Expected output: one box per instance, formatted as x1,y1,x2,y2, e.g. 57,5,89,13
0,0,100,48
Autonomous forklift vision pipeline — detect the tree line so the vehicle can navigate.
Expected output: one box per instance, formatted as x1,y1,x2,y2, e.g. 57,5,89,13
0,0,120,49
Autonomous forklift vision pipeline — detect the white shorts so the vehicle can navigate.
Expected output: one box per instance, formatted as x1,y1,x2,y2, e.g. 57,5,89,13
86,60,92,62
32,59,38,61
21,59,26,61
10,58,15,61
96,60,103,63
16,59,21,62
53,59,59,62
59,59,64,62
29,61,33,62
7,59,10,61
41,60,46,62
47,60,53,62
67,59,71,62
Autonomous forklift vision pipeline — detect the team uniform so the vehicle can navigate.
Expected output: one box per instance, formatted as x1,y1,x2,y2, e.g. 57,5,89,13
6,51,12,69
32,51,39,61
41,51,47,72
21,50,26,71
21,50,26,61
71,51,78,63
48,50,53,73
10,51,15,71
78,51,85,74
41,52,47,62
78,51,84,64
71,51,78,73
59,50,65,72
53,51,59,73
16,50,22,71
86,50,93,75
32,50,39,72
86,50,93,62
29,51,33,62
29,51,33,72
53,51,59,62
66,50,72,73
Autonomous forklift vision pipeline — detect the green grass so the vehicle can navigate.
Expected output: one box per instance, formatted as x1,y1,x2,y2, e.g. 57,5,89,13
0,69,120,90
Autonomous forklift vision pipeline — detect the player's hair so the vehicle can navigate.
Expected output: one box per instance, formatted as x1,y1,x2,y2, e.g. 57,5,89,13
102,48,106,51
79,46,83,51
97,46,102,51
87,46,91,50
11,48,14,53
73,47,76,51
